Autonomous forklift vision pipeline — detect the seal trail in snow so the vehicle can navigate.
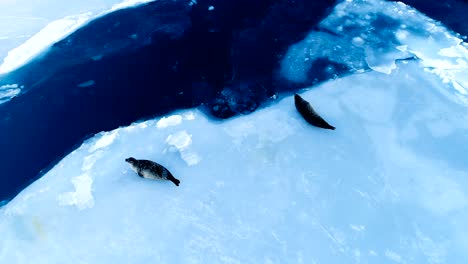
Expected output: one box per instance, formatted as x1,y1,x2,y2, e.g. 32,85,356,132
294,94,335,130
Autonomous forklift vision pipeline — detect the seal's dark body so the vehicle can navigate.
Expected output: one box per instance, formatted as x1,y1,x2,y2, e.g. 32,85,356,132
294,94,335,130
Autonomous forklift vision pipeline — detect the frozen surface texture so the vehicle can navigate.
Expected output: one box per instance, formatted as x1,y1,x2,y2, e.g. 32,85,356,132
281,0,468,106
1,61,468,263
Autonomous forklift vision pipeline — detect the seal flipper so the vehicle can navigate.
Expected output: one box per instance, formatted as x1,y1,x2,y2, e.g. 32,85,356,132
167,175,180,186
294,94,335,130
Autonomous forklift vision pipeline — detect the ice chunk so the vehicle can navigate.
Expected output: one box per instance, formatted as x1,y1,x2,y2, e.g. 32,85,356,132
57,174,94,210
183,111,196,120
109,0,156,12
0,84,21,104
156,115,183,128
88,131,119,152
166,131,192,150
166,130,201,166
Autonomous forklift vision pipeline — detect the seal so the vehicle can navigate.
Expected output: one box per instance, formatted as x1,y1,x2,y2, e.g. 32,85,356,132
294,93,335,130
125,157,180,186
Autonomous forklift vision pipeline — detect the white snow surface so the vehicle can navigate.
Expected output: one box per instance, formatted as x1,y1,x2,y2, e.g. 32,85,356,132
0,0,157,74
1,60,468,263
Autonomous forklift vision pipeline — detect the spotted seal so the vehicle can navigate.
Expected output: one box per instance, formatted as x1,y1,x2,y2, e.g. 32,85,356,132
125,157,180,186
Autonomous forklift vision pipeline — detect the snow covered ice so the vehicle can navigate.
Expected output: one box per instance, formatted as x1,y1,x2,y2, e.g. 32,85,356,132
281,0,468,105
1,60,468,263
0,13,92,74
0,0,157,74
1,0,468,263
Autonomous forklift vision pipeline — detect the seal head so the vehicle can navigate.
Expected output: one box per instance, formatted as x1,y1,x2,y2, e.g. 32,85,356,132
125,157,180,186
294,94,335,130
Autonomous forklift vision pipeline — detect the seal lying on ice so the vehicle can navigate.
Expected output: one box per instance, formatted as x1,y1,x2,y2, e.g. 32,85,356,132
125,157,180,186
294,93,335,130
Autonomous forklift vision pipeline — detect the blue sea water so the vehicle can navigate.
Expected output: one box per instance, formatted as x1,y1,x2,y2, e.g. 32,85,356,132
0,0,466,202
